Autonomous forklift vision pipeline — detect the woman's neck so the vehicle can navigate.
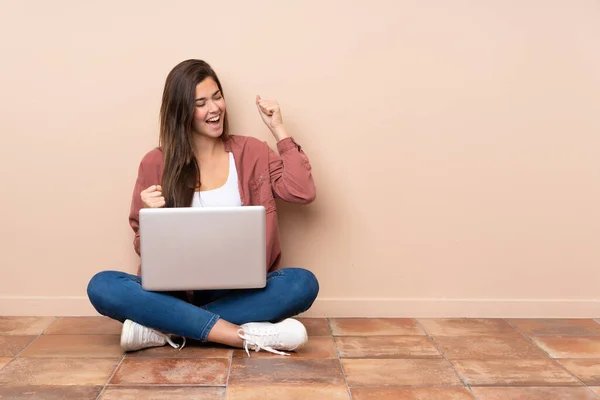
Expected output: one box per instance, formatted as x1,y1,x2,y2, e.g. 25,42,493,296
194,135,224,162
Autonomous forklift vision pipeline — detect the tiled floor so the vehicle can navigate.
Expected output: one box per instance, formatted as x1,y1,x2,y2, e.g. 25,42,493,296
0,317,599,399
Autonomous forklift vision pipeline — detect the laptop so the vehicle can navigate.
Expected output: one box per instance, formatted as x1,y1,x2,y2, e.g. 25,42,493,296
139,206,266,291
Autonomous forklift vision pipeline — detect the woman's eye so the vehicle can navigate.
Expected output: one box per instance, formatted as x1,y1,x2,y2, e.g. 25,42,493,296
215,95,223,100
196,103,206,107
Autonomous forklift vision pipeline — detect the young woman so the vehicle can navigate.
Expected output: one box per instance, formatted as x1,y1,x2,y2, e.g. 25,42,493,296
87,59,319,356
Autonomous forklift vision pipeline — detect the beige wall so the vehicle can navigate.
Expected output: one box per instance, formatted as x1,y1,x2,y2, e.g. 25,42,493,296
1,0,599,317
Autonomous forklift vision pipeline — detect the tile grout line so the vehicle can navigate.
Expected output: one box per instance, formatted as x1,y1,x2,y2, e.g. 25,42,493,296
414,319,480,400
96,353,126,400
0,355,15,373
0,317,56,374
503,318,596,396
224,349,234,393
347,384,462,389
12,317,58,359
327,318,353,400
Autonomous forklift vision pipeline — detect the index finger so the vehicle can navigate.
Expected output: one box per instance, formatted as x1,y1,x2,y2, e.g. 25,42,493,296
141,185,157,193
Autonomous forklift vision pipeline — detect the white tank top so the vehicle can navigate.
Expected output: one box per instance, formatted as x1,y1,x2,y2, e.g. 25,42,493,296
191,152,242,207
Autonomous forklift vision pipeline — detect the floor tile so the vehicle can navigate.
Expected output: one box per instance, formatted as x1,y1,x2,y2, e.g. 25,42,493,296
227,386,350,399
0,358,120,385
19,334,122,358
558,359,600,385
351,387,475,400
0,317,55,335
532,336,600,358
101,386,225,399
0,336,36,357
110,358,229,385
509,319,600,336
434,335,549,360
471,386,597,399
418,319,517,336
296,318,331,336
0,358,12,369
44,316,122,335
342,359,461,387
0,385,102,400
329,318,424,336
452,359,581,386
234,336,336,359
229,358,345,386
335,336,441,359
127,344,233,359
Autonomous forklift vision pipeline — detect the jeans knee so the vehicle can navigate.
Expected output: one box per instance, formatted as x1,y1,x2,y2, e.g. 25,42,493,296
286,268,319,308
302,269,320,302
87,270,122,311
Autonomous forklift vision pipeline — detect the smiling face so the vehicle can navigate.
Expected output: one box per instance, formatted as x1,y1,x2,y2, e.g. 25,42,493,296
192,77,226,138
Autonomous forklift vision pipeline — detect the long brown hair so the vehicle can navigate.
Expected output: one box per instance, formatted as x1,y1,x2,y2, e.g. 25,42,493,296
159,59,229,207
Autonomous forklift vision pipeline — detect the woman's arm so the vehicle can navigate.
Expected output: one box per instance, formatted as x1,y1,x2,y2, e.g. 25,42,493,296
128,150,164,255
268,135,316,204
256,96,316,204
128,162,146,256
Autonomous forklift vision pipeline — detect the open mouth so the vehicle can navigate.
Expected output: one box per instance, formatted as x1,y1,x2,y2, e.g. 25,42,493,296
206,115,220,127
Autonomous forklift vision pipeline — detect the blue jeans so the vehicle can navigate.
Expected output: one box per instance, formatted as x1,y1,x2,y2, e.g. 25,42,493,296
87,268,319,341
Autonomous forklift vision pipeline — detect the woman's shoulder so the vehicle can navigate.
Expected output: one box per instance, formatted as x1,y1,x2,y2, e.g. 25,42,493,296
141,147,162,160
226,134,269,152
138,147,163,169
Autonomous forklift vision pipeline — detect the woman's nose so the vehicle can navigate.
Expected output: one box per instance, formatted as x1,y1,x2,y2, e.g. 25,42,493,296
208,100,219,113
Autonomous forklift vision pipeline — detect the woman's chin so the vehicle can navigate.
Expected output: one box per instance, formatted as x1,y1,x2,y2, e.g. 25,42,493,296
194,129,223,139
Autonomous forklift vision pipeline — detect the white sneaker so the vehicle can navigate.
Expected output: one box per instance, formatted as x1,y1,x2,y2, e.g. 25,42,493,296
120,319,186,352
238,318,308,356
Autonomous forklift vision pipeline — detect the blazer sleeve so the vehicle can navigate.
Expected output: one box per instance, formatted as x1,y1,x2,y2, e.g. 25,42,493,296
268,136,316,204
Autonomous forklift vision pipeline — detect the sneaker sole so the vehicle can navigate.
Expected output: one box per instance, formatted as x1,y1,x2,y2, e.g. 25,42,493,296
287,318,309,351
120,319,134,351
292,330,309,351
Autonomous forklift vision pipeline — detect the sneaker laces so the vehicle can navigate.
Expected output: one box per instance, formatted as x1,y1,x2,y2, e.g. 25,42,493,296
168,335,186,351
144,327,186,351
238,328,289,357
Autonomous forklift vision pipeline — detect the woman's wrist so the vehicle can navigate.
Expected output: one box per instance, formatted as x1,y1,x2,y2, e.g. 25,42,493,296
271,125,290,142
